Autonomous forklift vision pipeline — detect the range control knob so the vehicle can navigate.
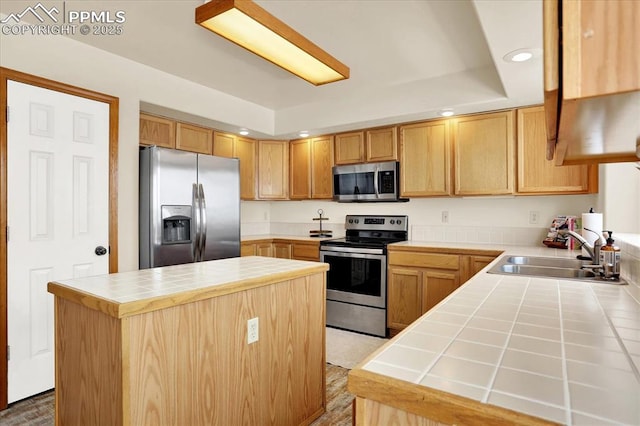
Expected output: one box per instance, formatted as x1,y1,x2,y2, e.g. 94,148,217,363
397,220,402,225
348,219,353,223
355,219,359,224
390,220,395,225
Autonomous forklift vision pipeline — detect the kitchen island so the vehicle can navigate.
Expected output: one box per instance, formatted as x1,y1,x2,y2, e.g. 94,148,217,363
349,240,640,425
47,256,329,426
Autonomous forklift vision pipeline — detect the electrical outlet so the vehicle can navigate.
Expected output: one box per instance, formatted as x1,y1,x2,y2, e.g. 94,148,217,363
441,211,449,223
247,317,259,344
529,210,540,224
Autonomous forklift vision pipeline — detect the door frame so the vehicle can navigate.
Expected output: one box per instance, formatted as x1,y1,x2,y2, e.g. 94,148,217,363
0,67,119,409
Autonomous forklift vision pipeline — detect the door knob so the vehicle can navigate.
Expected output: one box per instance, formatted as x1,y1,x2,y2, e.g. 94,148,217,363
95,246,108,256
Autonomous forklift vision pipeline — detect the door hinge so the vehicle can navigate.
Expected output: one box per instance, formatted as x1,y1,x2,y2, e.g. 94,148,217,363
7,345,9,361
5,106,9,123
5,226,8,242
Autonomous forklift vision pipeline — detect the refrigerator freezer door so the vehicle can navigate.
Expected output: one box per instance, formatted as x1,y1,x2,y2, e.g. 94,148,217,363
140,147,198,268
198,154,241,260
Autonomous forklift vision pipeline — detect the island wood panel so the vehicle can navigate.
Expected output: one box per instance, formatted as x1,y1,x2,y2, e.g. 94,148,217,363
54,273,326,426
54,298,125,425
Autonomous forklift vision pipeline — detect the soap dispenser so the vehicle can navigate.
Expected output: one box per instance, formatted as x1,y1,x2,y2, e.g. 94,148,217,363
599,231,621,279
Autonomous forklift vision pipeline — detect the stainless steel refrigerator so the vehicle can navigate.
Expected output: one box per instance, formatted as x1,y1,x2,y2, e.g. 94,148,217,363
139,146,240,269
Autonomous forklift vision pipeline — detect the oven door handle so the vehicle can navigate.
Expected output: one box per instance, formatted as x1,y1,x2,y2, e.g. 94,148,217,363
320,249,386,260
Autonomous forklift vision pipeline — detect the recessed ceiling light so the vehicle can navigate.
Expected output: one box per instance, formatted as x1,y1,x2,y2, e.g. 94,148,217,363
439,109,454,117
239,128,249,136
299,131,309,138
503,48,535,63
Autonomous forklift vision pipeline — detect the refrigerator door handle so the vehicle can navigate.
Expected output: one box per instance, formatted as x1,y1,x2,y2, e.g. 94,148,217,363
199,183,207,260
192,183,201,261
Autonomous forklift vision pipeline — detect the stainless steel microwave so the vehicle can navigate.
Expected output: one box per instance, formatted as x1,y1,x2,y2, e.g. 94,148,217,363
332,161,407,202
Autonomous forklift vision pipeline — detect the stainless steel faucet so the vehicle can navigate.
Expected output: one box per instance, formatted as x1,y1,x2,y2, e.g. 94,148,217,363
558,228,605,265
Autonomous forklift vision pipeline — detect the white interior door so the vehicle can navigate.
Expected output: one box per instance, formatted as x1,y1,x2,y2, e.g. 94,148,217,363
6,80,110,403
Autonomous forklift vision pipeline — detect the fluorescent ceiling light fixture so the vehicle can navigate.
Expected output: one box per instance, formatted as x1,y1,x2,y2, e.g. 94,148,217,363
439,108,454,117
195,0,350,85
503,48,534,63
239,129,249,136
299,131,310,138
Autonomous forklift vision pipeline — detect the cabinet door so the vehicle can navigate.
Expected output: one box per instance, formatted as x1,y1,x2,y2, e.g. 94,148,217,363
516,106,594,194
176,122,212,154
273,242,292,259
289,139,311,199
421,270,459,313
213,132,236,158
292,242,319,261
257,140,289,200
387,267,422,332
140,114,175,148
367,127,398,162
334,132,365,164
399,120,451,196
461,255,497,284
236,137,256,200
256,242,273,257
311,136,334,199
453,111,515,195
241,242,256,257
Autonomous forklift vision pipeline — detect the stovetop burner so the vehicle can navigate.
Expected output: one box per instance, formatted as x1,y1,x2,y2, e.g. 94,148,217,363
320,215,408,252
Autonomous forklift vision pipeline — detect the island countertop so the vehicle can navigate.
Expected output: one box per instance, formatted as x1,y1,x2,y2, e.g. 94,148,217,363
349,238,640,425
48,256,328,319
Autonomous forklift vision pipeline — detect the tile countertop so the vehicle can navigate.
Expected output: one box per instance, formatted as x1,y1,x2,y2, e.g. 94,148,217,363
353,238,640,425
47,256,328,319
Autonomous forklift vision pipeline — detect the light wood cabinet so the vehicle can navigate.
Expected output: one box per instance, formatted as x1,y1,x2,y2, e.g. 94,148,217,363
140,114,175,148
366,127,398,162
516,106,596,194
213,132,257,200
273,242,292,259
399,120,451,197
241,239,320,261
461,254,499,284
289,136,334,200
334,132,365,164
387,249,460,335
176,122,212,154
291,241,320,261
257,140,289,200
544,0,639,165
452,110,515,196
289,139,311,199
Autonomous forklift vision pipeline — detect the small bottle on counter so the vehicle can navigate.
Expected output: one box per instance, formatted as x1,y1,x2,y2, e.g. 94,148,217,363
599,230,621,279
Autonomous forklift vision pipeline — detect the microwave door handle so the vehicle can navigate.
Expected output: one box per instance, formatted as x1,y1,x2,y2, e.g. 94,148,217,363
374,166,379,198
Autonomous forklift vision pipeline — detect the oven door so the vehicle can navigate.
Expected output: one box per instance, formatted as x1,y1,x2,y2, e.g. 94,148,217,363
320,249,386,308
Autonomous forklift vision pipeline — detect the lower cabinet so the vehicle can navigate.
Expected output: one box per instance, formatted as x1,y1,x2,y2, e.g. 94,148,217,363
387,265,459,336
387,248,499,335
241,239,319,261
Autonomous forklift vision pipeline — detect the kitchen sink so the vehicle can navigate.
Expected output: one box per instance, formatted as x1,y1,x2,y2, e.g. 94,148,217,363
487,255,627,285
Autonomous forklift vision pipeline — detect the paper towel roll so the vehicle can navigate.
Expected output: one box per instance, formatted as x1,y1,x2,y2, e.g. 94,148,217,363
581,212,603,258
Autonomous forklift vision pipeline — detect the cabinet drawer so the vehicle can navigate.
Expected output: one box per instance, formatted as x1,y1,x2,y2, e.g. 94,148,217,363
388,251,459,270
292,243,319,260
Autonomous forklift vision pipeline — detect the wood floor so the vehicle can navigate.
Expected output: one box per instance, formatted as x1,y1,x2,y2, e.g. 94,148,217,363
0,364,352,426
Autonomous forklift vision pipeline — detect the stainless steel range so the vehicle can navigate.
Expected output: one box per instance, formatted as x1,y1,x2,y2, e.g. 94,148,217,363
320,215,408,337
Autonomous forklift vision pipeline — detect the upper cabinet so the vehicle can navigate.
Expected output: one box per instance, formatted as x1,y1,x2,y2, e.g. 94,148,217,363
516,106,597,195
366,127,398,162
335,128,399,165
140,114,175,148
399,120,451,197
213,132,256,200
334,132,365,164
257,140,289,200
290,136,334,200
176,122,212,155
544,0,639,165
452,111,515,196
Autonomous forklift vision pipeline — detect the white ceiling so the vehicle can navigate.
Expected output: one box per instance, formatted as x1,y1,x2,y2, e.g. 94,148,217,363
2,0,544,139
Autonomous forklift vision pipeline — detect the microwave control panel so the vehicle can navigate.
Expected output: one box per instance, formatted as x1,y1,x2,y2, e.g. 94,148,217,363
379,171,395,193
